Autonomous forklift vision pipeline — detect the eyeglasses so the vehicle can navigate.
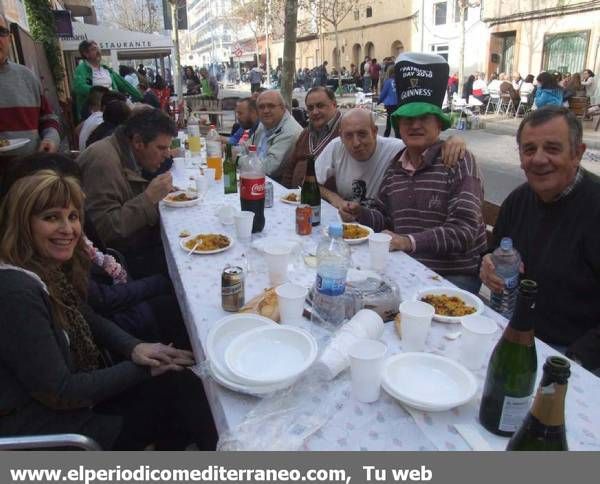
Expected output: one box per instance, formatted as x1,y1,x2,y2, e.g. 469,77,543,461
257,103,283,111
0,27,10,38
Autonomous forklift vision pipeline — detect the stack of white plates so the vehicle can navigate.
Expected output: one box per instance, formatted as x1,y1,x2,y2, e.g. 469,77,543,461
382,353,477,412
206,314,318,396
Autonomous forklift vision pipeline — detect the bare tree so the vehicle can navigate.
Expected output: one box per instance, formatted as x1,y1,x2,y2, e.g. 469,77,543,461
103,0,162,33
280,0,299,107
301,0,359,92
230,0,268,66
457,0,481,99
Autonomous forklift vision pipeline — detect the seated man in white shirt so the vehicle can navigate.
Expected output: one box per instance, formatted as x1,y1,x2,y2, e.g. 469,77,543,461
316,109,466,209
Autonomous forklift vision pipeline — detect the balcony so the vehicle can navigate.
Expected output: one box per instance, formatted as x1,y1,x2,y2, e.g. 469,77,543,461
61,0,94,17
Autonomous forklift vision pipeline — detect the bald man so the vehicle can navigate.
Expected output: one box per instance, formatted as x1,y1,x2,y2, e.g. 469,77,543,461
316,109,466,209
252,90,302,179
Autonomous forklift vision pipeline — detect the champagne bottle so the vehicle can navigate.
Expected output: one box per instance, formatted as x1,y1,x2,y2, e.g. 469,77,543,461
507,356,570,451
479,279,538,436
223,143,237,194
301,155,321,226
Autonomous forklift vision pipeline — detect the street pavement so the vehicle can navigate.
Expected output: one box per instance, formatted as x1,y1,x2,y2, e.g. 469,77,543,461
220,84,600,206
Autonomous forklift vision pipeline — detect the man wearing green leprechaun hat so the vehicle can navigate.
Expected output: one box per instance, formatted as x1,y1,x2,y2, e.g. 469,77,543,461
340,53,487,294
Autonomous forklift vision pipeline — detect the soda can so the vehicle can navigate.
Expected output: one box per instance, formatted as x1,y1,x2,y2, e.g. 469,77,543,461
296,204,313,235
221,266,245,312
265,181,274,208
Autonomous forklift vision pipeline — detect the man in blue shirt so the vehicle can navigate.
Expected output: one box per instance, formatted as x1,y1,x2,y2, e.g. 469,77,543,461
224,98,259,145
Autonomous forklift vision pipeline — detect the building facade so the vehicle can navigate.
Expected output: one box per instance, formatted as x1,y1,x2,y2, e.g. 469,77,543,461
183,0,234,66
414,0,487,75
482,0,600,79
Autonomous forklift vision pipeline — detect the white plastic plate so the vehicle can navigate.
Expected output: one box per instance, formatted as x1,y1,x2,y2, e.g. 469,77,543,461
382,353,477,412
225,325,318,385
413,286,484,324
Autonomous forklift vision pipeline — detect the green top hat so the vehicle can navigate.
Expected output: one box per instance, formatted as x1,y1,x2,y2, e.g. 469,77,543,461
391,52,451,130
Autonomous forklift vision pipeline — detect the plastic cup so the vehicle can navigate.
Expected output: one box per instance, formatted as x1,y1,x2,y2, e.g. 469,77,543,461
234,210,255,242
345,309,384,340
195,175,209,200
172,157,186,177
460,315,498,370
368,233,392,272
205,168,216,183
264,244,292,286
348,339,387,403
275,283,308,324
217,205,235,225
399,300,435,352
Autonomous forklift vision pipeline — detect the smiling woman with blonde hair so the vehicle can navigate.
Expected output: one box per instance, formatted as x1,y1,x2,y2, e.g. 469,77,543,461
0,170,216,450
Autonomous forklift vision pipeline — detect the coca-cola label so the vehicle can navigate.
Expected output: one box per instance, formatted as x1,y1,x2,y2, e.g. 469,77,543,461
241,176,265,200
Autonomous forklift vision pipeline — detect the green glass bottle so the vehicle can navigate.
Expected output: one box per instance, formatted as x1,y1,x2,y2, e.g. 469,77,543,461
479,279,538,436
507,356,570,451
301,155,321,226
223,143,237,194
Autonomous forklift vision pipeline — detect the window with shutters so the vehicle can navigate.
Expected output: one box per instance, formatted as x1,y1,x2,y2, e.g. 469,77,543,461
434,2,447,25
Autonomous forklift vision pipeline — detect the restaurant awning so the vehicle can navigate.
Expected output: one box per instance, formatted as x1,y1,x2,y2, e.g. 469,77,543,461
59,21,173,59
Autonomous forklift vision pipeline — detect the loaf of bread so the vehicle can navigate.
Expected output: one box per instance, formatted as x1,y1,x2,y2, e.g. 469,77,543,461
239,287,280,322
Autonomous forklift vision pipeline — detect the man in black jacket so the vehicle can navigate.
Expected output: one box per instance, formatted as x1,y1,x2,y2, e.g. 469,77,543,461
480,106,600,372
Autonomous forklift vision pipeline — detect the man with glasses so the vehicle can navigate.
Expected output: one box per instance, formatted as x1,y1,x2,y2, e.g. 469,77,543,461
252,90,302,180
0,14,60,166
340,53,486,293
279,86,342,188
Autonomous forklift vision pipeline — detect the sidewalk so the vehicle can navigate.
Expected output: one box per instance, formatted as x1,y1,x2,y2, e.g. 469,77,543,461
480,115,600,149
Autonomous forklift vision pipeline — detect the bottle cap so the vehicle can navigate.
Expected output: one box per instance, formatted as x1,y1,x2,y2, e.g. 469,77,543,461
328,223,343,238
500,237,513,251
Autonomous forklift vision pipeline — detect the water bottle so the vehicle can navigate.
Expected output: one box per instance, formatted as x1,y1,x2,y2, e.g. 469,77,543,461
490,237,522,319
311,223,351,329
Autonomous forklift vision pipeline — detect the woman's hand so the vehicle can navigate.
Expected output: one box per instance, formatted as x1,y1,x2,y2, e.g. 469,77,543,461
132,343,195,377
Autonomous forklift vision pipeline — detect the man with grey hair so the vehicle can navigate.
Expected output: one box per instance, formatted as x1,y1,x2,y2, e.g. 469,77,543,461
252,90,302,179
316,108,465,210
0,13,60,164
480,106,600,372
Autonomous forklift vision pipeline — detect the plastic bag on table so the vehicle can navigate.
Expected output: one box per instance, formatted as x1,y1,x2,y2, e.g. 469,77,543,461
217,366,348,450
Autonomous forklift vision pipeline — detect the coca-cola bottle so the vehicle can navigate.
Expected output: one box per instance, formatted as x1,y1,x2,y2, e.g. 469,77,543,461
239,145,265,233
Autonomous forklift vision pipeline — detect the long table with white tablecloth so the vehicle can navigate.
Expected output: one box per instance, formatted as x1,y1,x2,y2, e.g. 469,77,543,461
159,170,600,451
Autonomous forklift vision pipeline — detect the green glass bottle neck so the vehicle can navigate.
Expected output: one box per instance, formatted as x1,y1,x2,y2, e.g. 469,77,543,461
305,157,316,177
508,293,536,332
529,379,567,427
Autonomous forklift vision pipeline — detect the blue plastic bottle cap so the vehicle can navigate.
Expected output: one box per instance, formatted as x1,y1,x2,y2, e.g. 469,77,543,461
500,237,513,251
329,223,343,238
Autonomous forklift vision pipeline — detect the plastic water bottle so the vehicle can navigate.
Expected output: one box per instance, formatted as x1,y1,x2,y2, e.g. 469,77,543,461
490,237,522,319
311,224,351,329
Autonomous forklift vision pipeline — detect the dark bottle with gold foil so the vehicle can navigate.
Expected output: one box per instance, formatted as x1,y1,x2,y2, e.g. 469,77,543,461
301,155,321,226
507,356,570,451
479,280,538,436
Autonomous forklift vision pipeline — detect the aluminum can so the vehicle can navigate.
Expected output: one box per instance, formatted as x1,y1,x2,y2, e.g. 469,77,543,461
296,204,313,235
221,266,245,312
265,181,274,208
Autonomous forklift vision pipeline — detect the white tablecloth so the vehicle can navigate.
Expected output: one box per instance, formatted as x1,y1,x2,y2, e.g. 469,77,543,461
160,171,600,451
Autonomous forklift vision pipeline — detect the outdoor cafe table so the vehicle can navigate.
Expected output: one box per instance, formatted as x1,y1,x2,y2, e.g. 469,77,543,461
160,172,600,451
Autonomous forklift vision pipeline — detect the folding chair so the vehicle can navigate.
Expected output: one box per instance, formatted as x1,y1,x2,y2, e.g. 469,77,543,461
515,94,532,118
0,434,101,451
498,94,515,117
485,91,501,115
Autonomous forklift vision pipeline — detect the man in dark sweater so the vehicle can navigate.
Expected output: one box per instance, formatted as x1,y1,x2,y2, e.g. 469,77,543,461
480,106,600,372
